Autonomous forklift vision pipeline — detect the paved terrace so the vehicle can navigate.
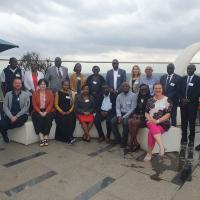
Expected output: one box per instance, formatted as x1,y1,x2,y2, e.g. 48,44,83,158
0,128,200,200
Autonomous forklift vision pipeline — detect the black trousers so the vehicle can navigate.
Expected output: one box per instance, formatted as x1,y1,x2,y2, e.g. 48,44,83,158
171,103,178,127
94,112,115,138
0,114,28,134
29,96,33,114
180,102,198,142
32,112,53,135
111,116,129,145
55,112,76,142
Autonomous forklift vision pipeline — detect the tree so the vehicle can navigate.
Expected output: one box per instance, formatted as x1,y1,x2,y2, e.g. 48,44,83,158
19,52,52,73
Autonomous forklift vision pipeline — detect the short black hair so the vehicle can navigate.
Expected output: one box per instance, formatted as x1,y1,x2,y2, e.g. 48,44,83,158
81,84,89,90
12,77,22,84
61,80,70,85
38,78,48,87
73,63,81,72
9,57,17,64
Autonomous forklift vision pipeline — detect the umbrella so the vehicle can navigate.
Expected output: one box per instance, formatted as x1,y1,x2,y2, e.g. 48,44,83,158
0,39,19,53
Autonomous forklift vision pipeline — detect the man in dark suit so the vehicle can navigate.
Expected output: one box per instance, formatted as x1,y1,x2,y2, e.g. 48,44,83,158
179,64,200,147
160,63,180,126
94,84,117,143
106,59,126,93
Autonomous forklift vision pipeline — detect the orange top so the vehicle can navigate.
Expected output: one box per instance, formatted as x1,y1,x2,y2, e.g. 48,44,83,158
70,73,86,92
32,89,54,114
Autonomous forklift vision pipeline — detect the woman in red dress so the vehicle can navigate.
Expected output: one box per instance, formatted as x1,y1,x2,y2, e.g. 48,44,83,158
74,84,95,142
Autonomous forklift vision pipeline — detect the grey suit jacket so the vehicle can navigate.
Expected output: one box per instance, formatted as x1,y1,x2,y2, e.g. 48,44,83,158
45,66,69,92
3,90,30,119
106,68,126,91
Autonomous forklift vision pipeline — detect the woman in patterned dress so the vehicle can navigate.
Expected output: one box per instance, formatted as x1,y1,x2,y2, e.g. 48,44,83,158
144,83,172,161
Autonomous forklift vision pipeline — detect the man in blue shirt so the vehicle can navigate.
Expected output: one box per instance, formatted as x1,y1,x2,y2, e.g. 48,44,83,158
140,66,159,95
111,82,137,148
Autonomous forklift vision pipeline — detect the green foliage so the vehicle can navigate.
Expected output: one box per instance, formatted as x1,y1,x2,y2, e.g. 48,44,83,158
19,52,52,73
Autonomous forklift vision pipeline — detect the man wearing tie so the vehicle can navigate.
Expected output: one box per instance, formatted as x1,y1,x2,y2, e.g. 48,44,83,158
160,63,180,126
179,64,200,147
106,59,126,93
45,57,69,93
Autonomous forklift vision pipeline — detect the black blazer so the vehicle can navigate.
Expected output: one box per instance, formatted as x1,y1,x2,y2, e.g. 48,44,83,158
160,73,180,103
96,92,117,115
179,74,200,103
106,68,126,91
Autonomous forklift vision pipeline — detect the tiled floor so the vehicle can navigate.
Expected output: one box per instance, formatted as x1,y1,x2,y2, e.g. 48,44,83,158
0,132,200,200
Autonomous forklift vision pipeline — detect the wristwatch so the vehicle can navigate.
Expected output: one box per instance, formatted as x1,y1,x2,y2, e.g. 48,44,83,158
156,119,160,124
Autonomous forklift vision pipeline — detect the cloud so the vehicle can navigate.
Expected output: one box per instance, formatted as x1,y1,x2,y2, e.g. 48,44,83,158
0,0,200,62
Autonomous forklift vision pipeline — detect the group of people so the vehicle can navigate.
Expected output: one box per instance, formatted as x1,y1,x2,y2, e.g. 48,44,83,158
0,57,200,161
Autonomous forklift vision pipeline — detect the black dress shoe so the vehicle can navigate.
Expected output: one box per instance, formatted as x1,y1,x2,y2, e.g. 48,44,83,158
188,141,194,147
132,144,140,152
120,143,127,148
181,140,187,146
195,144,200,151
2,133,10,143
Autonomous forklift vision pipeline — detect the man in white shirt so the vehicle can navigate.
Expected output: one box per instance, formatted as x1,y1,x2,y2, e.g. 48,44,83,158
0,57,24,96
94,85,117,143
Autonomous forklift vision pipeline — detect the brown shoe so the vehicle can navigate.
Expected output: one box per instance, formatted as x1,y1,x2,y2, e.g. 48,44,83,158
98,137,105,143
105,138,111,144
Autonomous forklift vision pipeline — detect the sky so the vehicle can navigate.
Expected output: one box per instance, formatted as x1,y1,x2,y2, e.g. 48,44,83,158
1,0,200,72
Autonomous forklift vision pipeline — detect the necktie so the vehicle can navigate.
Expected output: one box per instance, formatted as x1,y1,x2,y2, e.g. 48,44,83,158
185,76,191,98
165,75,170,92
57,67,62,79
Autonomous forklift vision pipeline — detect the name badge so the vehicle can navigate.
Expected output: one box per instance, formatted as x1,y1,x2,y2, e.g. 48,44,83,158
85,99,90,103
16,74,20,77
77,77,81,80
149,85,153,88
135,80,139,84
117,74,121,77
66,96,70,99
189,83,194,86
93,81,97,84
17,97,20,101
126,101,131,105
170,83,175,87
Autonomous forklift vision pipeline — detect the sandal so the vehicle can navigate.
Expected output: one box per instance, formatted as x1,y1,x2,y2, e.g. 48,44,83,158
86,136,91,142
39,140,45,147
144,153,152,161
82,134,87,141
159,147,166,156
44,139,49,146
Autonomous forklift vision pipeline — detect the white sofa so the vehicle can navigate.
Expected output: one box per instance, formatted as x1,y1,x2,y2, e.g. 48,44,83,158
7,119,181,153
7,120,56,145
137,126,182,154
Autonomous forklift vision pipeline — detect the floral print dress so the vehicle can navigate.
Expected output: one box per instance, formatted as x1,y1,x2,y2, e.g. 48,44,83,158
145,96,172,131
